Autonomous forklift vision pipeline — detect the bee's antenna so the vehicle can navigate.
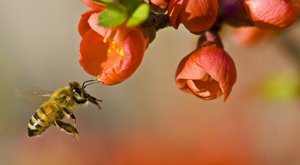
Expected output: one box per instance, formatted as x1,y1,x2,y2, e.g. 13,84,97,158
82,79,95,88
82,78,100,89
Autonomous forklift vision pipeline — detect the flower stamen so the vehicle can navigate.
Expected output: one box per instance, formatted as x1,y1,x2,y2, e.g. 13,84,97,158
201,74,214,82
103,38,125,57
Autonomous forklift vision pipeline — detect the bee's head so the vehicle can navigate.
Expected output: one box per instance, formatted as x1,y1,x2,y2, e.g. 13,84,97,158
69,81,87,104
69,80,102,109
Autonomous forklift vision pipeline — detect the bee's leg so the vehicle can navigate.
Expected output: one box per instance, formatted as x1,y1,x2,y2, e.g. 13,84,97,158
63,108,76,124
54,119,79,140
87,94,102,110
70,114,76,124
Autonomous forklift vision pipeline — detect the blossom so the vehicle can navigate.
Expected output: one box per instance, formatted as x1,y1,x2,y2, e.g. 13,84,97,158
176,44,237,100
219,0,298,29
167,0,218,33
78,0,149,85
244,0,298,29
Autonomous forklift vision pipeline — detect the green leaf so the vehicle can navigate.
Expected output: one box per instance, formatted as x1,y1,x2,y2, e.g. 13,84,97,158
98,3,128,27
126,3,150,28
120,0,142,13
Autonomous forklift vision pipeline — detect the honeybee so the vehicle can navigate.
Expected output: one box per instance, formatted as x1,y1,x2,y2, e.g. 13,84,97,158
26,80,102,140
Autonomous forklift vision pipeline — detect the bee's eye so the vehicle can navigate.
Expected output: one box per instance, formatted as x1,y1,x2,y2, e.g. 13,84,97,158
73,88,82,95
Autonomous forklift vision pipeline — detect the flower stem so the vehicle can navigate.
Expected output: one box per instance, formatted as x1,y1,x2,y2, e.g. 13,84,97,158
142,12,170,31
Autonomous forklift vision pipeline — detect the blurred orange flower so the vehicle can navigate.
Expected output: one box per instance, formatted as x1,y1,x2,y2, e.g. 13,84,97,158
176,44,237,100
233,27,278,45
167,0,218,33
244,0,298,29
108,131,255,165
78,0,148,85
219,0,298,29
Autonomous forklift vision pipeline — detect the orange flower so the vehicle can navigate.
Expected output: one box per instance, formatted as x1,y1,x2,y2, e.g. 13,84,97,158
168,0,218,33
220,0,298,29
244,0,298,29
176,44,237,100
78,0,148,85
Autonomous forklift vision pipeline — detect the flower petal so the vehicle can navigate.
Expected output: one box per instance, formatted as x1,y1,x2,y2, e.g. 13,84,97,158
82,0,105,10
186,79,222,100
199,47,237,100
80,28,146,85
150,0,170,11
176,46,237,100
180,0,218,33
88,13,130,43
78,10,97,37
176,50,222,100
168,0,187,29
245,0,297,29
79,29,109,76
150,0,170,9
176,53,207,88
168,0,218,33
98,29,146,85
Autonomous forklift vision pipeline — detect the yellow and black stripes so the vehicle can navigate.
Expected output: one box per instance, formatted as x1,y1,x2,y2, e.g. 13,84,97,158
27,107,51,137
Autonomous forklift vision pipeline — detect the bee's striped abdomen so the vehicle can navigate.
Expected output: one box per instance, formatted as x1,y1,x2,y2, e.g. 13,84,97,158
28,106,52,137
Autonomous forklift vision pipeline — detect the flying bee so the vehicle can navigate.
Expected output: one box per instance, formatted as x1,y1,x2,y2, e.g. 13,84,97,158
26,80,102,140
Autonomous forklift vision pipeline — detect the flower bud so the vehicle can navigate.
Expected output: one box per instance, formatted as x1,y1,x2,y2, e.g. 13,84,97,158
176,43,237,100
168,0,218,33
244,0,298,29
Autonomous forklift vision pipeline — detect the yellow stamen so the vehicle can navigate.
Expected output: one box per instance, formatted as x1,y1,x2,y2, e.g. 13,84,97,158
119,49,125,57
105,39,125,57
103,37,108,43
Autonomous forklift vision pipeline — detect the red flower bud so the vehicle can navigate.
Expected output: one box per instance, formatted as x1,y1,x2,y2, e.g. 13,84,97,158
168,0,218,33
176,45,237,100
244,0,298,29
78,1,148,85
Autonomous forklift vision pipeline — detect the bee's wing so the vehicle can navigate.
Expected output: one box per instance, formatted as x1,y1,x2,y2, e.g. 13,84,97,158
15,87,52,103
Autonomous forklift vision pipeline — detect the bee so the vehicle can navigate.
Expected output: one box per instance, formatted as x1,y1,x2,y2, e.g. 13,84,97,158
26,80,102,140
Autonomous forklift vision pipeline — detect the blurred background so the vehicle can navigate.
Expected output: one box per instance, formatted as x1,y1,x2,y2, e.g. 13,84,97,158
0,0,300,165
